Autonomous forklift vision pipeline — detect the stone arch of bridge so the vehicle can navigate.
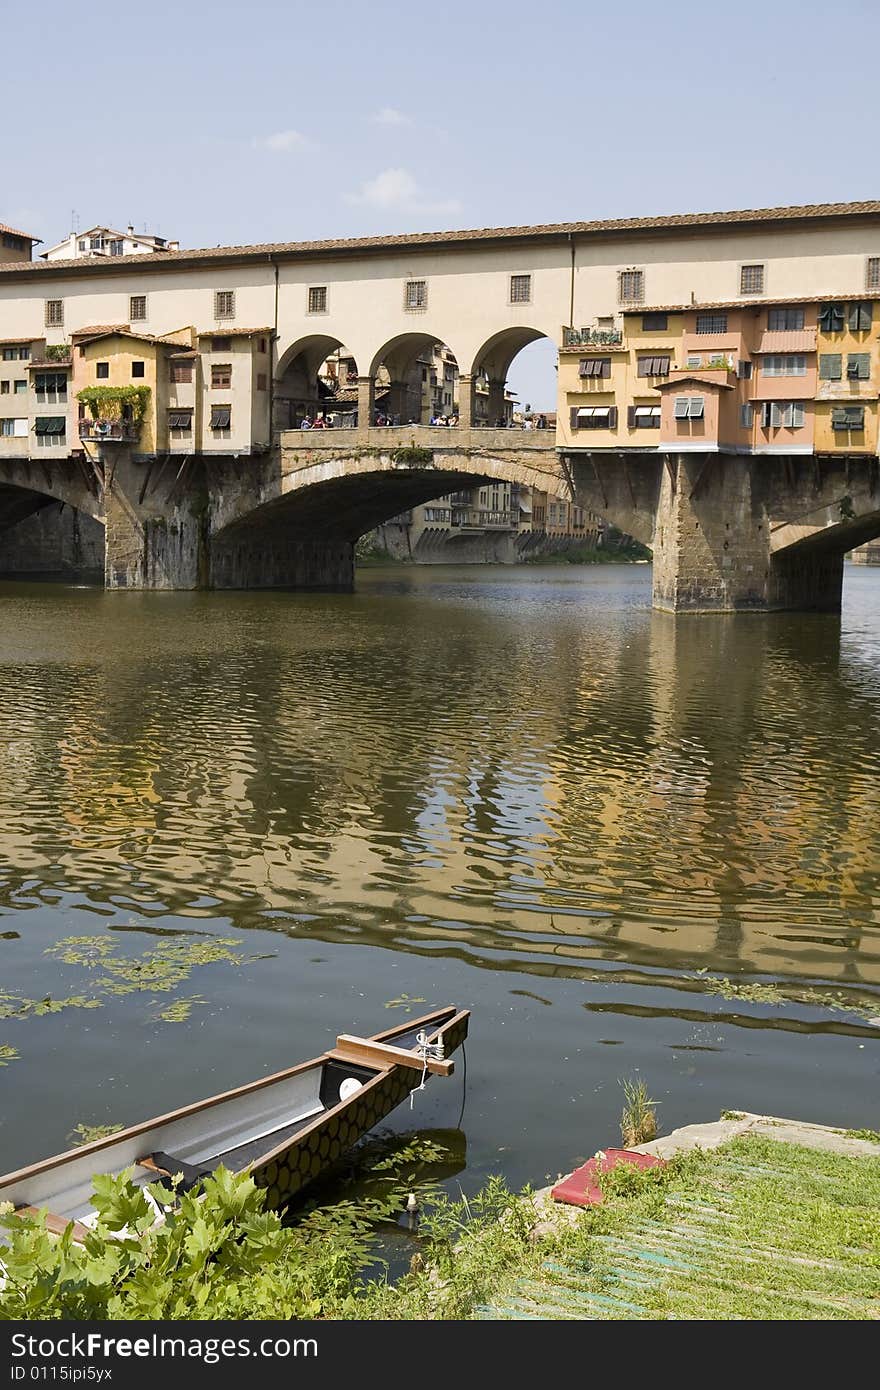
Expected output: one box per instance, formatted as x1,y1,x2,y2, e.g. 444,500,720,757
368,331,460,425
211,447,570,544
0,458,103,524
468,326,556,428
274,333,360,431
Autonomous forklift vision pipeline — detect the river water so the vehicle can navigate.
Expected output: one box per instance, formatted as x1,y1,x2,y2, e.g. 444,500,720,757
1,563,878,1190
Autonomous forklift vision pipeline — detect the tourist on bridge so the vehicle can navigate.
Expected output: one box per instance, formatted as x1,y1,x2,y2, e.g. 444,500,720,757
300,415,312,429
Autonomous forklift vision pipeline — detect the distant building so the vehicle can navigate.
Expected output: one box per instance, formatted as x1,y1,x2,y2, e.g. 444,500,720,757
0,222,39,264
41,225,179,262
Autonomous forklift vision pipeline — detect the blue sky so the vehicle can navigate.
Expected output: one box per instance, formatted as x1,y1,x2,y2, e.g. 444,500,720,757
4,0,879,407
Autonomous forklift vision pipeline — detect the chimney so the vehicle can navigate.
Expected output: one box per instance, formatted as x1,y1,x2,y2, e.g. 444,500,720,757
127,224,134,237
167,240,179,251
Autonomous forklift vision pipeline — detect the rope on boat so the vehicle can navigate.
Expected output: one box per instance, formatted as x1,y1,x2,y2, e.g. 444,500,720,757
409,1030,445,1109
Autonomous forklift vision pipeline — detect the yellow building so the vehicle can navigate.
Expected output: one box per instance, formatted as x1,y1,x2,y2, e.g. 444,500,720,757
558,313,685,451
813,298,880,454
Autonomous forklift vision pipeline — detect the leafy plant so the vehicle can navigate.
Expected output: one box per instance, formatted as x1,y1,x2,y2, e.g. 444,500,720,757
619,1076,658,1147
69,1122,125,1146
390,446,434,466
75,385,151,423
44,344,71,362
0,1044,18,1066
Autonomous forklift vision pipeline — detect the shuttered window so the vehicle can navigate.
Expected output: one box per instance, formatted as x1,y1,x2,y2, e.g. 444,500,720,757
847,353,871,380
831,406,865,431
210,405,231,430
761,354,806,376
211,364,231,389
768,307,805,330
578,357,611,378
848,301,873,332
740,403,753,427
740,264,765,295
642,312,667,331
695,313,727,334
636,355,670,377
618,269,644,304
570,406,618,429
737,359,753,379
819,354,842,380
170,361,193,383
674,396,704,420
34,416,65,435
168,410,193,432
818,303,845,332
34,372,67,395
761,402,805,428
626,405,660,428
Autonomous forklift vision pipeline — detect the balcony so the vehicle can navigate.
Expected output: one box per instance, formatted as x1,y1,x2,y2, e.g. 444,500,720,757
79,418,140,443
452,508,518,531
563,326,624,348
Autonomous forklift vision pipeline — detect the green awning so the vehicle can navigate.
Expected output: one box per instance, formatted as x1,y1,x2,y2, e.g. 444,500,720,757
34,416,65,435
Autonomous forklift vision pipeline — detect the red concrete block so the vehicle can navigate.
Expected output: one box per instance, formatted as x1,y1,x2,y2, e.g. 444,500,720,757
550,1147,665,1207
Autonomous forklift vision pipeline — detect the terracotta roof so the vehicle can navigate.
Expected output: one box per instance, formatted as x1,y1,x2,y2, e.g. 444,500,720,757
71,323,142,339
0,336,39,346
0,222,40,243
624,289,880,314
25,358,71,370
2,201,880,279
196,327,274,338
754,330,817,353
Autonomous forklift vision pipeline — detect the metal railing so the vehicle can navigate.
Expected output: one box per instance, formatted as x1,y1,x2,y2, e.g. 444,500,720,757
563,326,624,347
79,419,140,442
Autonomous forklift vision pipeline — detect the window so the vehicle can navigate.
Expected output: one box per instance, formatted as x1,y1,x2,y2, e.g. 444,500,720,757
34,416,66,445
13,379,26,394
761,354,806,376
831,405,865,432
212,336,231,352
627,404,661,428
129,295,147,321
45,300,63,328
34,372,67,401
761,402,805,428
257,373,267,391
571,405,618,429
618,269,644,304
867,257,880,291
637,355,671,377
819,354,842,380
131,361,145,379
737,359,753,379
740,403,753,428
578,357,612,378
847,353,871,380
0,382,7,394
848,301,873,332
78,240,87,251
510,274,531,304
210,405,231,430
768,307,805,331
211,363,231,389
740,264,765,295
308,286,328,313
170,360,193,384
818,303,845,333
168,410,193,440
2,346,28,361
258,337,268,353
214,290,235,319
695,312,728,334
0,418,28,437
404,279,427,311
686,355,702,368
642,312,668,332
96,362,109,379
674,396,704,419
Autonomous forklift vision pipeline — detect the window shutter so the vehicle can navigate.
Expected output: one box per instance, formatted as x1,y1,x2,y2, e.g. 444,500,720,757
578,359,590,378
674,397,689,419
627,406,636,427
740,403,752,427
791,403,805,428
657,355,670,375
570,407,579,431
637,358,649,378
600,358,611,378
848,301,873,332
608,406,618,429
819,354,842,380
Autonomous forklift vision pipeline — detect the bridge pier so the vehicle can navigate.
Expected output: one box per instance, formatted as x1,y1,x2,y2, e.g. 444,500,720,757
102,451,206,590
210,530,354,590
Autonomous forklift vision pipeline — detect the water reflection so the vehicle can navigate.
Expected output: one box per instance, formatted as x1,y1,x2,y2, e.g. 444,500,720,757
1,567,879,1177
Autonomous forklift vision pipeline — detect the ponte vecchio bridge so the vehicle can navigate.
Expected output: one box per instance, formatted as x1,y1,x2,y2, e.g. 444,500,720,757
1,198,880,611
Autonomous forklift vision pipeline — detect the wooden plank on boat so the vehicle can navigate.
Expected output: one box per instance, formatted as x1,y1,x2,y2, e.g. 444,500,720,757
332,1035,454,1076
16,1205,91,1244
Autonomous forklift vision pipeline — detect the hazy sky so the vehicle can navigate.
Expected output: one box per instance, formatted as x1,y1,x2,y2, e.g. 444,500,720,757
4,0,879,408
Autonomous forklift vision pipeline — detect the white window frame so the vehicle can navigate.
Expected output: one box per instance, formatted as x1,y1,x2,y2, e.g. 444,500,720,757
761,354,806,377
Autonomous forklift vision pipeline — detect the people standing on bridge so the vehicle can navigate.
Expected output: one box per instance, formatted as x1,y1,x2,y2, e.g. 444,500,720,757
312,414,327,429
300,415,312,430
537,414,548,430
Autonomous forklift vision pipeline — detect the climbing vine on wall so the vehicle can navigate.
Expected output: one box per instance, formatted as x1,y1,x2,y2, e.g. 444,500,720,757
76,385,151,423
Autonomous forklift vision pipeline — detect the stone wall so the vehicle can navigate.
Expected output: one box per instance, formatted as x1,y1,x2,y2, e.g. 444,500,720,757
0,503,104,581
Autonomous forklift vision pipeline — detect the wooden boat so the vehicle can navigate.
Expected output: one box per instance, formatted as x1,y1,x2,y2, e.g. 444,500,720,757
0,1004,469,1240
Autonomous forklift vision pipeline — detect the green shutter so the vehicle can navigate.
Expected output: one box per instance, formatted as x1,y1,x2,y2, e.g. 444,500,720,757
848,301,873,331
819,354,842,380
847,354,871,380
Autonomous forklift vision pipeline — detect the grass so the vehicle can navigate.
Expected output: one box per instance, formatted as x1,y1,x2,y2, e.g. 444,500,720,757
455,1135,880,1321
620,1077,658,1147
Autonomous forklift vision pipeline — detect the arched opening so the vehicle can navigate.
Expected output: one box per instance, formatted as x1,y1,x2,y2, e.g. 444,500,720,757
469,327,557,432
274,334,361,431
369,332,460,427
0,485,104,582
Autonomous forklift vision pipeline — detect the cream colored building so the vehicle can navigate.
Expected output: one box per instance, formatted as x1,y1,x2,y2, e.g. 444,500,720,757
42,225,180,261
